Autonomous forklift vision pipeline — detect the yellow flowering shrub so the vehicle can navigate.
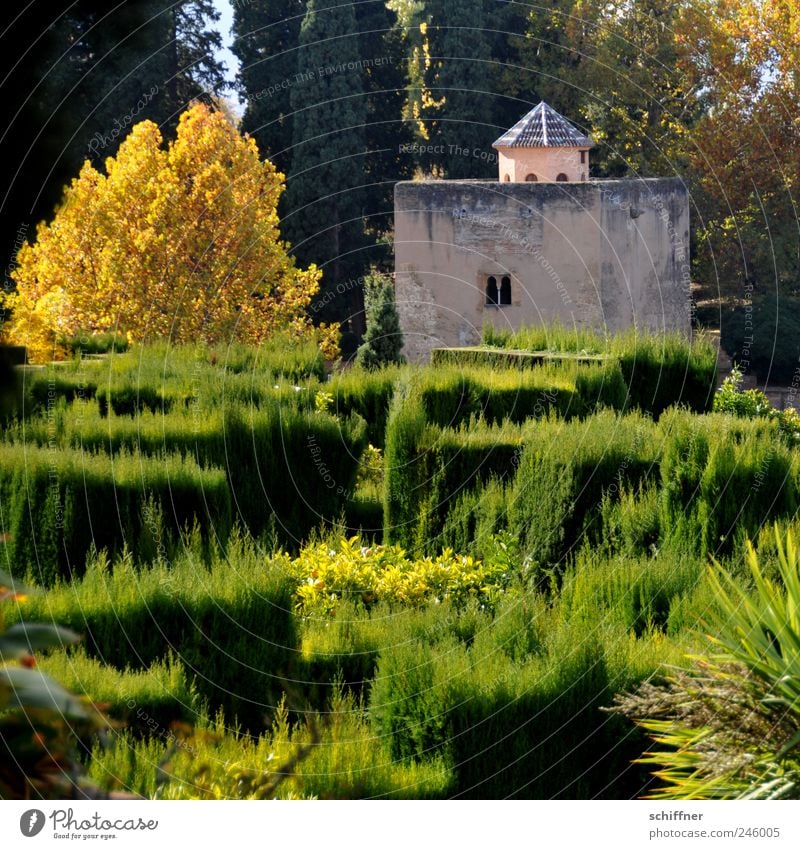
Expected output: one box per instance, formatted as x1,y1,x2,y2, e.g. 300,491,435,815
283,536,509,615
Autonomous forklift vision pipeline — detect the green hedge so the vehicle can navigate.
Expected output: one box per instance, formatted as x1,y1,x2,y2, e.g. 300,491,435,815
0,443,231,584
383,379,525,552
658,410,799,555
480,325,718,416
37,649,199,735
509,411,660,571
384,394,659,560
9,399,367,548
16,537,297,728
431,346,608,369
369,609,680,798
328,366,403,447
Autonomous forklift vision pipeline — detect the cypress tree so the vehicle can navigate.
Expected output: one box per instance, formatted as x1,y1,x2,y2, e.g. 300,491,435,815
232,0,305,172
423,0,493,178
355,272,405,368
283,0,368,325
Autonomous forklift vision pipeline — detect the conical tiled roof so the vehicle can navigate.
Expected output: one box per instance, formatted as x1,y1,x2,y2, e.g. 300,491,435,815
493,102,593,149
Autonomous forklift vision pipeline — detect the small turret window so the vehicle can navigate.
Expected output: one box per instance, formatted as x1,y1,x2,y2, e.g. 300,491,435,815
580,150,586,164
485,276,498,306
525,173,538,182
503,174,510,182
500,276,512,305
556,173,568,182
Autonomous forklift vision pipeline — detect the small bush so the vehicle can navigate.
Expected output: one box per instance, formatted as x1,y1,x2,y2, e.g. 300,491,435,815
14,537,297,728
509,411,660,573
90,691,452,799
285,536,510,616
658,410,798,555
0,443,231,584
37,649,199,734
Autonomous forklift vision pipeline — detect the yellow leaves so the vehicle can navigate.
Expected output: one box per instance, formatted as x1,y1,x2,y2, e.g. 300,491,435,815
287,537,506,615
2,103,328,361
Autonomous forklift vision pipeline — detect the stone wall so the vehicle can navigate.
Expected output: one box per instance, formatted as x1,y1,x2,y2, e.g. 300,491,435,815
394,178,691,361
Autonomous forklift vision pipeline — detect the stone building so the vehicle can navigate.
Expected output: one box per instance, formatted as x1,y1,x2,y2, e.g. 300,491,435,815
394,102,691,361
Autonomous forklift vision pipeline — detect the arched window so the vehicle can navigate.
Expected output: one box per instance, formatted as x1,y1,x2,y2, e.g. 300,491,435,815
485,276,498,306
556,173,568,182
500,276,512,305
525,173,538,182
503,174,510,182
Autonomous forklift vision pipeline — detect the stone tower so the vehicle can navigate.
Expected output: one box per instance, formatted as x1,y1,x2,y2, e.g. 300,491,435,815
393,105,691,362
493,102,593,183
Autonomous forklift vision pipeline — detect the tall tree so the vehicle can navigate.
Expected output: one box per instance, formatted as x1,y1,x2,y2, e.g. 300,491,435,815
283,0,368,325
1,104,330,361
570,0,698,178
355,1,414,254
678,0,800,303
232,0,305,172
0,2,225,294
424,0,494,178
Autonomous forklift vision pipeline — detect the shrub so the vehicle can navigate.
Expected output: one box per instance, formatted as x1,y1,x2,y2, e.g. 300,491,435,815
14,537,297,728
285,536,510,616
37,649,199,734
613,528,800,799
508,411,660,574
329,366,403,447
355,272,405,369
481,324,717,416
8,397,367,548
430,346,608,369
0,443,231,584
369,610,681,798
558,546,704,635
90,691,452,799
658,411,798,555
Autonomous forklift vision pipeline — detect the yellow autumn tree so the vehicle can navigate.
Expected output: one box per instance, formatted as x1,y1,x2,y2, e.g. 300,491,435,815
1,103,337,361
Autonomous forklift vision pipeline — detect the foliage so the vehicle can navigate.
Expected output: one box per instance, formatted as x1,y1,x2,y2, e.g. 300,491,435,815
369,600,685,798
2,104,331,362
658,410,799,555
91,690,451,800
483,324,718,415
355,272,406,369
0,1,226,280
422,0,494,178
283,0,367,321
285,536,510,615
614,528,800,798
0,442,231,585
14,537,297,730
0,569,108,799
721,298,800,384
37,649,199,735
713,365,772,417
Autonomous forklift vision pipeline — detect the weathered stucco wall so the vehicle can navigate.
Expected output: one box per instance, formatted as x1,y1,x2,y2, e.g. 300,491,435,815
394,178,691,361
